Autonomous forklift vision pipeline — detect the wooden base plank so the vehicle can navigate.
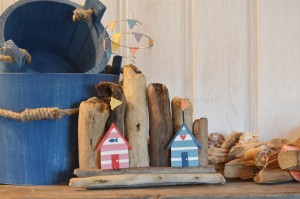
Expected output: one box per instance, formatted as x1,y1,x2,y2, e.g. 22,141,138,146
69,173,226,189
74,166,217,178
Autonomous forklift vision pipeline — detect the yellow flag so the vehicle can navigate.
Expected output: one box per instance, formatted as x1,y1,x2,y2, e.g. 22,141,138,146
149,38,154,47
112,33,122,43
111,42,120,52
108,21,117,31
110,97,122,110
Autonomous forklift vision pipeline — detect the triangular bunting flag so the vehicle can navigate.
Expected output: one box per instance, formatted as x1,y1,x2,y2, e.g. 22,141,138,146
108,21,117,31
130,47,139,56
133,32,143,43
127,19,137,29
149,38,154,47
111,42,120,52
110,97,122,110
181,100,191,111
112,33,122,43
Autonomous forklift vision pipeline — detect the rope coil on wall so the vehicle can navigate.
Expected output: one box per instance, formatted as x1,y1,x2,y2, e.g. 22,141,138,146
0,107,79,122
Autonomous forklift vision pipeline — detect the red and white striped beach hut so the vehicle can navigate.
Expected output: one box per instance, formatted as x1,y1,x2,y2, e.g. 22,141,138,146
96,123,132,170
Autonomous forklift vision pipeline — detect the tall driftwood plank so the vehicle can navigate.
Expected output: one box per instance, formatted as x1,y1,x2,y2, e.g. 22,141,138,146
96,82,126,133
171,97,193,134
78,97,110,169
193,118,209,166
69,173,226,189
147,83,173,167
278,150,300,171
123,65,149,167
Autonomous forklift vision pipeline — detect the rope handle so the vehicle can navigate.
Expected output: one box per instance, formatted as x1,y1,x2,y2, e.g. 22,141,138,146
0,44,31,64
72,8,94,22
0,107,79,122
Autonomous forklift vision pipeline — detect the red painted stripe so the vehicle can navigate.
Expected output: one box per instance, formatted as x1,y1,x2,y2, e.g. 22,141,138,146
101,154,129,161
101,164,112,170
101,144,128,151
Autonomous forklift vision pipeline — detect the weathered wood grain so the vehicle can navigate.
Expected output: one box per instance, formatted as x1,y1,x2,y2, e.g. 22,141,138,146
278,151,300,171
96,82,126,133
254,154,294,184
74,166,216,177
69,173,226,188
224,157,256,180
171,97,193,134
221,131,243,150
123,65,149,167
78,97,110,169
147,83,173,167
193,118,208,166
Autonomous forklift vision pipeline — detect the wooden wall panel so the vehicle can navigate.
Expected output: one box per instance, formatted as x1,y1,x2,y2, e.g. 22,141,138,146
193,0,251,135
257,0,300,141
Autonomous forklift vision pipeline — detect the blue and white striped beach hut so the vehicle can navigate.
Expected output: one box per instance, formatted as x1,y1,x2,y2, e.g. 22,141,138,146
167,123,202,167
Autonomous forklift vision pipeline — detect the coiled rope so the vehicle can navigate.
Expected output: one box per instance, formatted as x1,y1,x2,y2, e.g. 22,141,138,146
0,107,79,122
72,8,94,22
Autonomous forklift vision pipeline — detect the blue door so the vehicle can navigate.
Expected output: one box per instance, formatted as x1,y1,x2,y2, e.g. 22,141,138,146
181,152,189,167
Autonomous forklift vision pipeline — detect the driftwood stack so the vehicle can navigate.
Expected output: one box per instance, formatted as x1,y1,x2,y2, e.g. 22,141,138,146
71,64,226,188
208,131,300,184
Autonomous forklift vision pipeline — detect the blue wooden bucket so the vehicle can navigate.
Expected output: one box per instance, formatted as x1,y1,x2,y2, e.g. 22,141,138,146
0,0,119,185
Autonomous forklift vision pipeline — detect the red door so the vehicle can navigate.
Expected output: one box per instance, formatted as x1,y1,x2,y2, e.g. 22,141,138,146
111,154,119,170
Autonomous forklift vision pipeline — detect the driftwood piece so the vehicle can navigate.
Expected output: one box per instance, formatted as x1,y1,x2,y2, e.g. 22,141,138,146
69,173,226,189
171,97,193,133
193,118,208,165
147,83,173,167
74,166,217,177
123,65,149,167
278,150,300,171
224,157,257,179
254,154,294,184
221,131,243,150
78,97,110,169
226,142,262,162
96,82,126,133
208,147,228,164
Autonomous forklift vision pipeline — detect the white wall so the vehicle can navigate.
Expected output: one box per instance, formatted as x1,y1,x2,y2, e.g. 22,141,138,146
1,0,300,141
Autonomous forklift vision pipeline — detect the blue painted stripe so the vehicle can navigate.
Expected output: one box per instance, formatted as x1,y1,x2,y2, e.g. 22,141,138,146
171,160,199,167
171,150,198,158
171,140,198,148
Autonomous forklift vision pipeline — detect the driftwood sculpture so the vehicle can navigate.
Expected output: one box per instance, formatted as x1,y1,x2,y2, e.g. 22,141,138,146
123,65,149,167
78,97,110,169
147,83,173,167
171,97,193,134
193,118,208,166
96,82,126,133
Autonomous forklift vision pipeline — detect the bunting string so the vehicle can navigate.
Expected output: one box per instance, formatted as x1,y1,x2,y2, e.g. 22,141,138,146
103,18,154,61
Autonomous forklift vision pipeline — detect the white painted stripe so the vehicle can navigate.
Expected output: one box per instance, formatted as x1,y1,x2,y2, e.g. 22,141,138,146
103,139,125,145
174,134,192,141
101,159,129,165
111,128,118,133
101,150,128,155
171,147,198,151
171,157,198,161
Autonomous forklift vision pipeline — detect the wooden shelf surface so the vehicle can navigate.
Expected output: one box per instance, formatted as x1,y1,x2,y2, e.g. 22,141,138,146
1,182,300,199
